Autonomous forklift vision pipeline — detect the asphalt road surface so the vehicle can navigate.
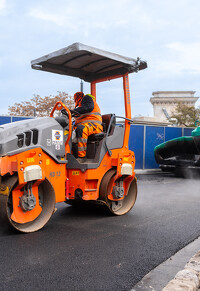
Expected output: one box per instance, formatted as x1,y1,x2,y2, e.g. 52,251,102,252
1,172,200,291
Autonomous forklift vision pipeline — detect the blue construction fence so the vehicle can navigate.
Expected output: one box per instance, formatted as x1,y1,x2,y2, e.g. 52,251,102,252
0,116,194,169
0,116,32,125
129,125,194,169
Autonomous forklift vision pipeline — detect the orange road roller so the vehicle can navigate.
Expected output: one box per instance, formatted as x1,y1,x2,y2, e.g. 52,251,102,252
0,43,147,232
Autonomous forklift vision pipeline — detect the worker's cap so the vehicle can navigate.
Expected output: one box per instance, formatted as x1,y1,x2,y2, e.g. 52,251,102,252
74,92,84,107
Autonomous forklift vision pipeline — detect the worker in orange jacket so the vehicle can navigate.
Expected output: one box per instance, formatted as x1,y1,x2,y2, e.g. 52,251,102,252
73,92,103,163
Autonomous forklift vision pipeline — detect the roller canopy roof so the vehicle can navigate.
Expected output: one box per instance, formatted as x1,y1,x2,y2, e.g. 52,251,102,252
31,42,147,82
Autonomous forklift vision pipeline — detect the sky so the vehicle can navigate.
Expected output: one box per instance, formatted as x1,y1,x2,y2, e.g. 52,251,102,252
0,0,200,117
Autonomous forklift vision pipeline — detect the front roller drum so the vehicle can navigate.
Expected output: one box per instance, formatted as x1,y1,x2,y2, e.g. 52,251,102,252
0,177,55,233
99,169,137,215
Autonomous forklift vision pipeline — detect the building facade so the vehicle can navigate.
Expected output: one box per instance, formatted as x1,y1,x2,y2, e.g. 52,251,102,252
150,91,199,122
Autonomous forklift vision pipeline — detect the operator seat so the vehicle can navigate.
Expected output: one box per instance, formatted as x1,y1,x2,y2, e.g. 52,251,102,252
72,114,116,159
86,114,116,159
87,114,116,142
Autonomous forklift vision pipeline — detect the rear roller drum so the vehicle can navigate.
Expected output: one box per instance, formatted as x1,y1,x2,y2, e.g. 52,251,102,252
99,169,137,215
0,177,55,233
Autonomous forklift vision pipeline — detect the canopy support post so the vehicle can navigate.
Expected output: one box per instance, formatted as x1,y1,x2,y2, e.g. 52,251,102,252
91,82,96,100
123,73,132,148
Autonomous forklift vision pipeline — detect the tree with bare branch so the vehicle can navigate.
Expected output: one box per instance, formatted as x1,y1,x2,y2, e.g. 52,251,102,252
8,92,74,117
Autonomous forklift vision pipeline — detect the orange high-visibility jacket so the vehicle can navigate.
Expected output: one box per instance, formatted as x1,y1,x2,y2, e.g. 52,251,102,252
74,98,102,126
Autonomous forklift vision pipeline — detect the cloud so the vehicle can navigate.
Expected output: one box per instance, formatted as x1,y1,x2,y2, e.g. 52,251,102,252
154,42,200,75
27,1,158,32
0,0,6,13
28,8,75,28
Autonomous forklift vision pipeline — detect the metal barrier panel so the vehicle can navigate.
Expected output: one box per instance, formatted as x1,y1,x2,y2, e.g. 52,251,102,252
12,117,32,122
165,127,182,142
183,127,194,136
129,125,144,169
0,116,11,125
145,126,164,169
0,116,31,125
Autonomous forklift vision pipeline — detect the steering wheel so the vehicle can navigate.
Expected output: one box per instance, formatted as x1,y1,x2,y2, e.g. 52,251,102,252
71,109,81,117
61,108,80,117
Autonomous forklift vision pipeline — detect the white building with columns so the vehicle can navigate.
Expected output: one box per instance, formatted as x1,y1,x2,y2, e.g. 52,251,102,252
132,91,199,125
150,91,199,122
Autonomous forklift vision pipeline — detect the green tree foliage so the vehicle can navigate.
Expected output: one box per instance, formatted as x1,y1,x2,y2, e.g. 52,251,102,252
8,92,74,117
171,102,200,127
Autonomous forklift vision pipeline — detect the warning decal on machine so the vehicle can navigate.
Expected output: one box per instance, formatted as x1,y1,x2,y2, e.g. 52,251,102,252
52,130,63,145
72,171,80,175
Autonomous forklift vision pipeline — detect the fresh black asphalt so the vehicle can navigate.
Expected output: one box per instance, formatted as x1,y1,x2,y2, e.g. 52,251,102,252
0,173,200,291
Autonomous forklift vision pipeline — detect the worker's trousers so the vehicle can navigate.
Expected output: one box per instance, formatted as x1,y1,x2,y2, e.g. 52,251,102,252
74,122,103,158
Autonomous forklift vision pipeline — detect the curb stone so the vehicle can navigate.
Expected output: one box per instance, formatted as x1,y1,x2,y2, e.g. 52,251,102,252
162,251,200,291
